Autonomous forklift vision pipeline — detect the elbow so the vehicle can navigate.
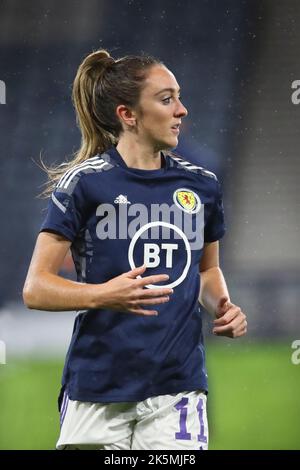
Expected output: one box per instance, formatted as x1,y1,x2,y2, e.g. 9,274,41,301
22,280,40,310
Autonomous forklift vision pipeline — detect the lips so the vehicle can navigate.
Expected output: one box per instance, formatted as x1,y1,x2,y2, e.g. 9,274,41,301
171,125,180,134
171,121,181,134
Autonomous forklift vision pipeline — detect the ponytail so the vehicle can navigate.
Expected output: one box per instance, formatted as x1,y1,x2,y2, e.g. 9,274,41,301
72,49,117,160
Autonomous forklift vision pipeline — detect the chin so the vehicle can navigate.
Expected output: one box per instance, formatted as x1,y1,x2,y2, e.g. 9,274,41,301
153,136,178,152
162,138,179,150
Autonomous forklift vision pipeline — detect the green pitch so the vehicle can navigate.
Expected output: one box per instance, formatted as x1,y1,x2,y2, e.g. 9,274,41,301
206,340,300,449
0,341,299,449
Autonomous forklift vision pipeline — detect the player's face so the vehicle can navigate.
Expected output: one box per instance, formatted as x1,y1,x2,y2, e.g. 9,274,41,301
136,65,188,150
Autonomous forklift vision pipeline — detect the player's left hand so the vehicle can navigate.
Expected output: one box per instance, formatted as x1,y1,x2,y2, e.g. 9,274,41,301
213,297,247,338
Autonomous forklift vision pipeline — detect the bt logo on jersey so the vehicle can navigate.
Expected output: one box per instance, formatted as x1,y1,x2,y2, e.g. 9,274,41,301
128,222,192,289
144,243,178,268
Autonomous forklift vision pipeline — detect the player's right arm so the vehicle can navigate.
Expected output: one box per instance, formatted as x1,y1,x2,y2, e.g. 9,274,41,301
23,231,172,315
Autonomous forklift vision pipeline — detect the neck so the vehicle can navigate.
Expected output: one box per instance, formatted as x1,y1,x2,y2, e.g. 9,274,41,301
116,137,162,170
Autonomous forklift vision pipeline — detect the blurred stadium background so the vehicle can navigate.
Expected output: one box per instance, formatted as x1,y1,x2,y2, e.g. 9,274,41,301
0,0,300,450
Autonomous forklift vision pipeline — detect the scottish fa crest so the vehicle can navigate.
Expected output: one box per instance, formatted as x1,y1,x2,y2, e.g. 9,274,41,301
173,188,201,214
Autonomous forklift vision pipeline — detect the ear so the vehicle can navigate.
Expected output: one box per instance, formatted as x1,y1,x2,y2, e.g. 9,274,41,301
116,104,137,128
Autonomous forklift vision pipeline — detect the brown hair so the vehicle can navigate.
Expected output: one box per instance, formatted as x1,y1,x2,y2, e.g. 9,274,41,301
41,49,162,196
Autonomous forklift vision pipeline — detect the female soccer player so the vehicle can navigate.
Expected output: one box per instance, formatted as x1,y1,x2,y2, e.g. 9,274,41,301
23,49,247,450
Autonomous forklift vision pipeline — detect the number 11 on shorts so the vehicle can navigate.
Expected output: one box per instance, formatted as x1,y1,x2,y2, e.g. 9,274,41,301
175,397,208,444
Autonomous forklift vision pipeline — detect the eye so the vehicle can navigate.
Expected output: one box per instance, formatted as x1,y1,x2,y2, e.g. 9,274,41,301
162,97,172,104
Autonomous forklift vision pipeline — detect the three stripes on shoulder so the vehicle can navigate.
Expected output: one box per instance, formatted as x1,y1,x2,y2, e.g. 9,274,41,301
170,155,217,180
56,156,108,190
52,156,109,213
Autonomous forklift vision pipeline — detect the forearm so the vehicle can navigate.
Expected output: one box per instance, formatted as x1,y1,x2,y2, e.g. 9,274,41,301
199,266,230,317
23,271,102,311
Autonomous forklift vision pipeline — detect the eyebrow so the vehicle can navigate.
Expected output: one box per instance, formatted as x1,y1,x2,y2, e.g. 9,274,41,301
154,87,181,96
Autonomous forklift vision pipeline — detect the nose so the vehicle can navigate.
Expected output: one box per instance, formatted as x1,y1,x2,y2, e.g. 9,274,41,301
175,100,188,118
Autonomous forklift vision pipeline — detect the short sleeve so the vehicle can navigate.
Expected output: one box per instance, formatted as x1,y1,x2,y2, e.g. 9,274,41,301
204,179,226,243
40,176,87,242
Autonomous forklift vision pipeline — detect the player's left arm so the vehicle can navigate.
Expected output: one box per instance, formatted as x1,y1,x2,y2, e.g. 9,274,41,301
199,241,247,338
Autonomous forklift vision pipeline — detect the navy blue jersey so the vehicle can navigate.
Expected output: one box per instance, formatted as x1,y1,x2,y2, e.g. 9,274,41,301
40,146,225,403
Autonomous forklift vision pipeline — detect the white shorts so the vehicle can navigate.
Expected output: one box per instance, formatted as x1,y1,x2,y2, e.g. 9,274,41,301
57,390,208,450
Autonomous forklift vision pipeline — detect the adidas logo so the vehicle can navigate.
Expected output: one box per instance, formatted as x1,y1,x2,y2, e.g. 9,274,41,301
114,194,131,204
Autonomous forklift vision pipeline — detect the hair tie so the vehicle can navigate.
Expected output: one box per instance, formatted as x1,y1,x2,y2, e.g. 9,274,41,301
103,57,115,70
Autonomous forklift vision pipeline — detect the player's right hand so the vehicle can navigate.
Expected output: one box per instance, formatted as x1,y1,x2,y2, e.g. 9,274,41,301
94,265,173,316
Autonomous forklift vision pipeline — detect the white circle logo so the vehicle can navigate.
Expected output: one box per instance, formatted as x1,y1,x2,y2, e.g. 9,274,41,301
128,221,191,289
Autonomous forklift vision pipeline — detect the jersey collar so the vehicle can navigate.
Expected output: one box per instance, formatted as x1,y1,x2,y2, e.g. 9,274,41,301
105,146,169,172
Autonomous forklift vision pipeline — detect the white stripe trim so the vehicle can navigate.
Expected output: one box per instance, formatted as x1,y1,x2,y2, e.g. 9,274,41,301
57,156,100,188
52,193,67,213
57,157,103,188
172,157,195,167
172,157,193,166
63,161,108,189
172,156,216,177
201,169,216,177
60,391,67,415
171,156,183,161
60,394,69,426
